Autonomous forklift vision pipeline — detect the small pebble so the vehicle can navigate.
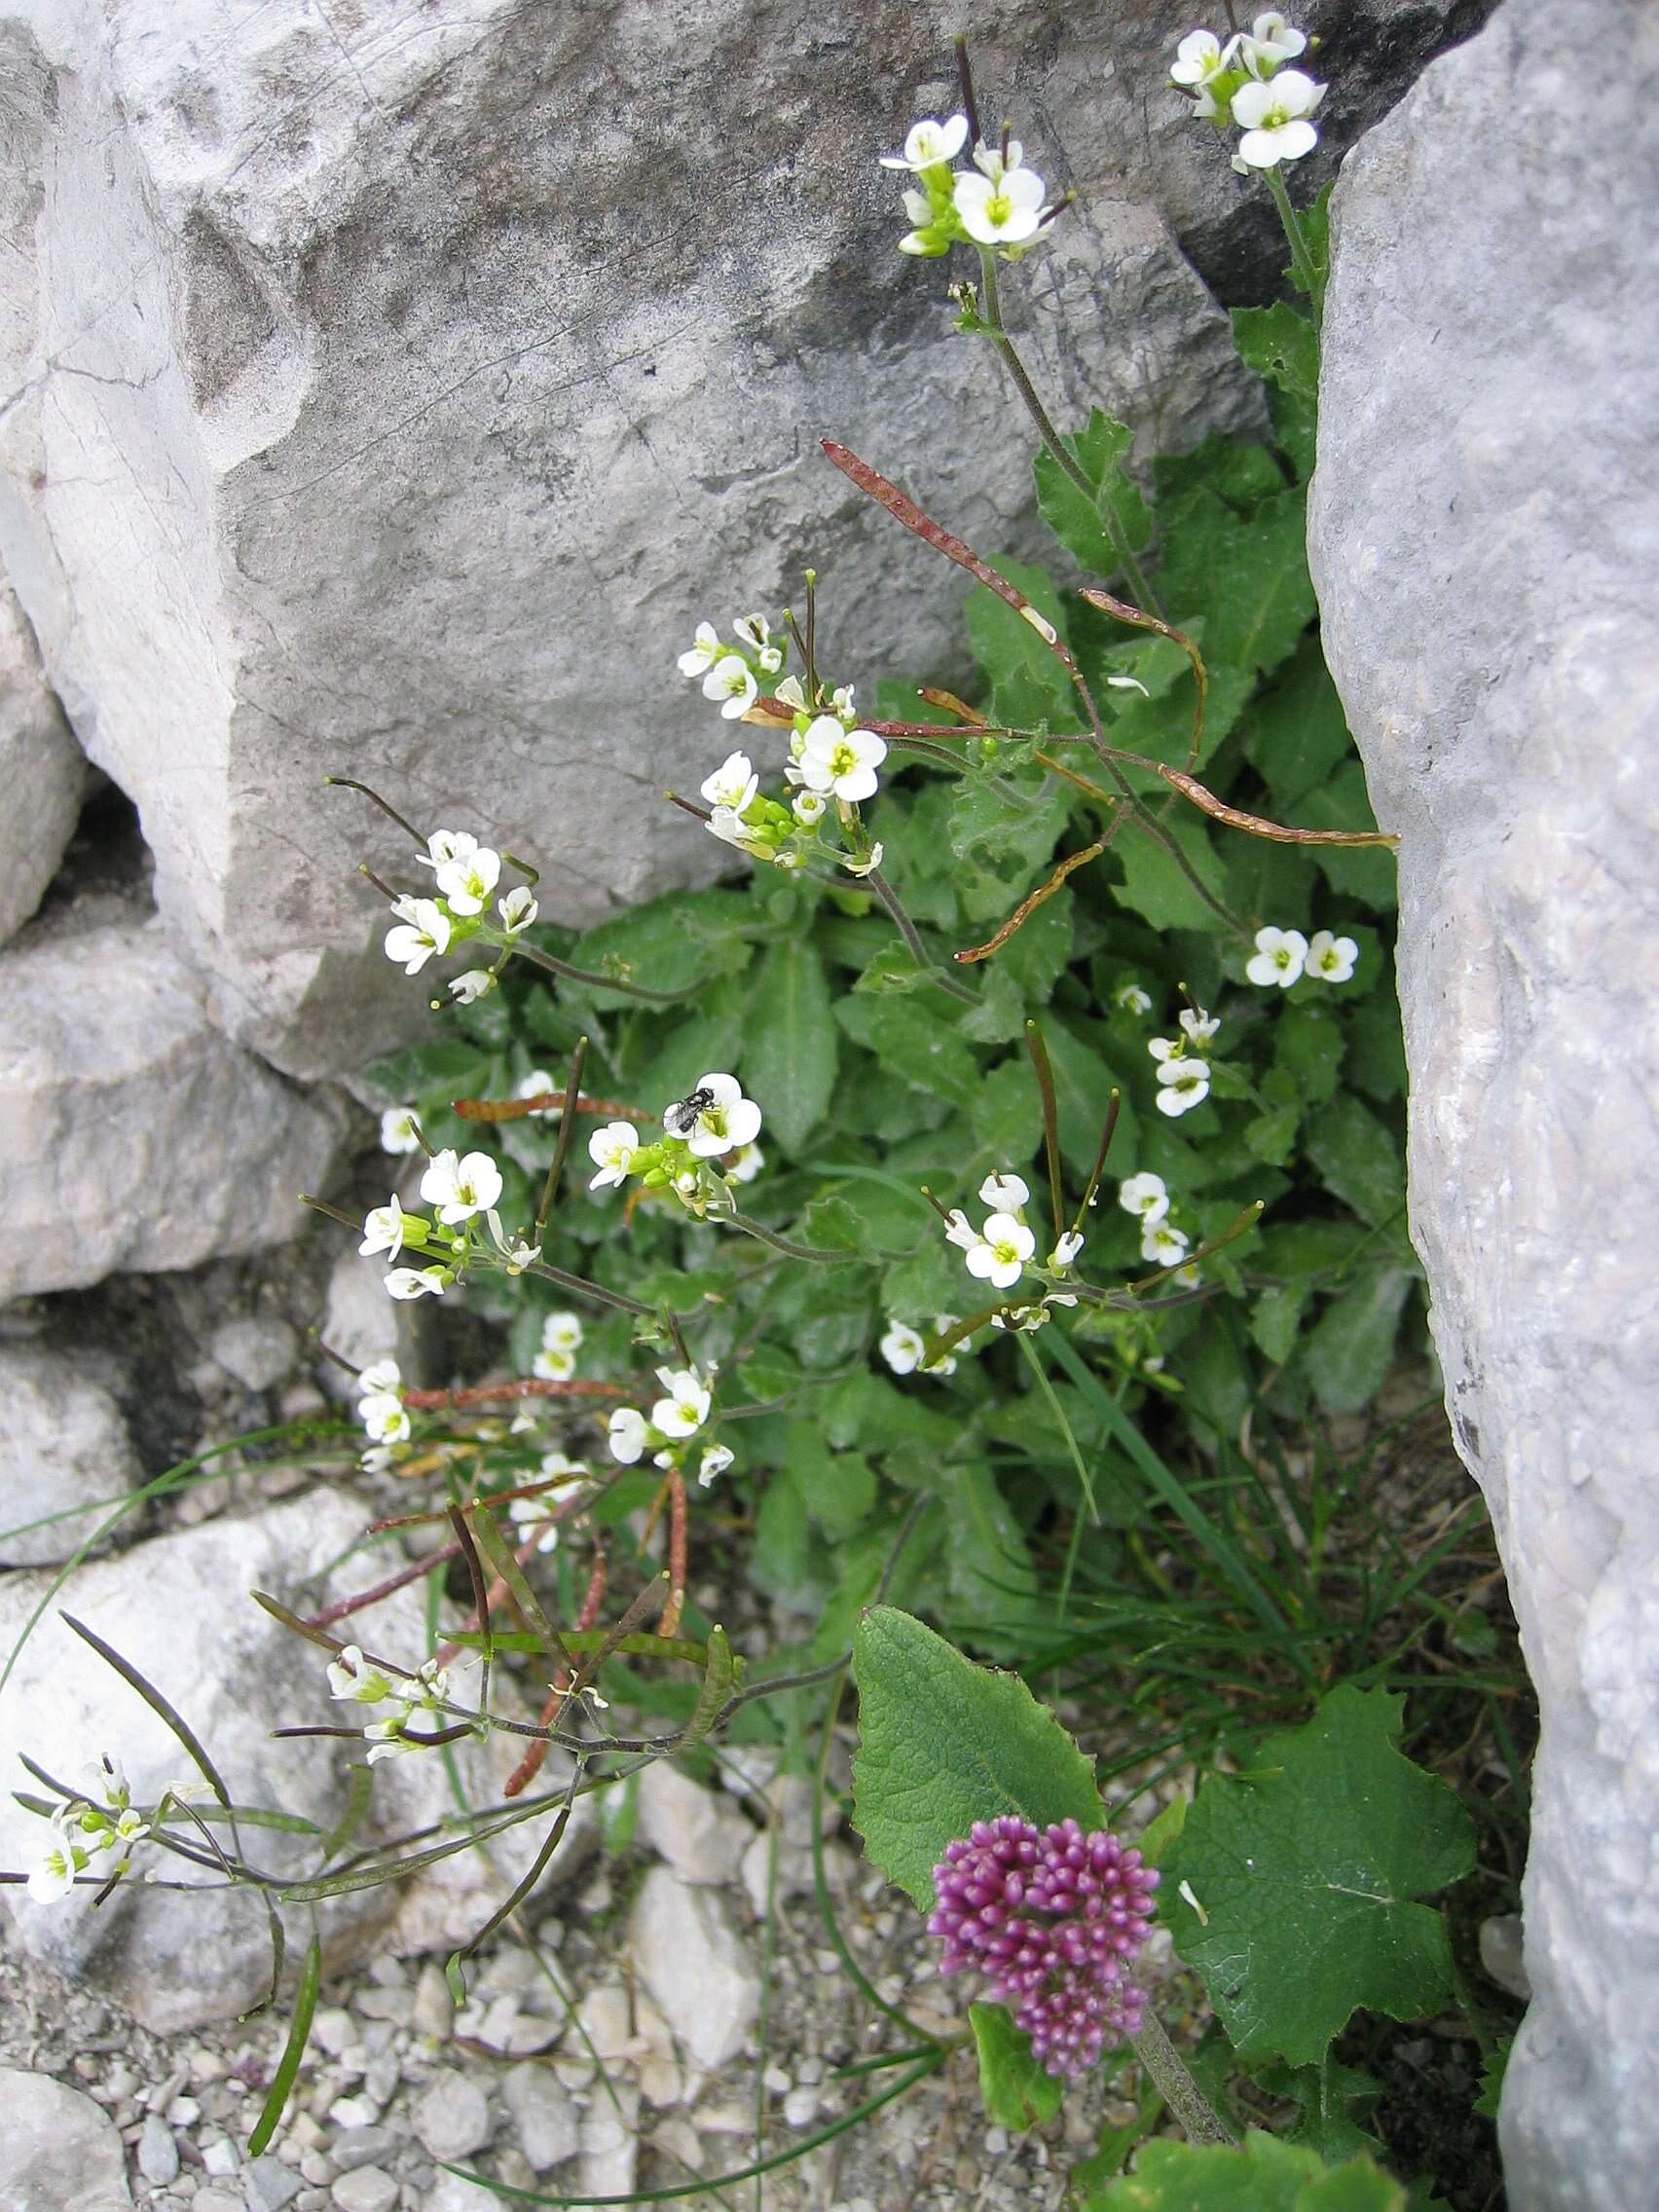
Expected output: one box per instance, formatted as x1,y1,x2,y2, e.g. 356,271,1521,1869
329,2096,380,2131
410,2071,492,2162
243,2155,308,2212
331,2128,398,2175
411,1964,454,2042
137,2112,181,2185
202,2136,240,2177
330,2167,399,2212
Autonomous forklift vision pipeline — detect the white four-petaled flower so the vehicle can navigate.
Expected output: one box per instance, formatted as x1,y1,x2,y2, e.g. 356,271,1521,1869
359,1194,408,1261
385,898,450,975
1170,28,1229,86
448,969,494,1006
667,1072,762,1159
1241,12,1308,70
703,657,758,719
1246,925,1309,988
678,621,722,677
1119,1172,1170,1224
385,1266,447,1301
419,1148,503,1224
588,1121,641,1191
953,163,1047,247
1142,1221,1191,1267
1116,982,1153,1015
1307,930,1359,983
798,717,887,803
697,1442,734,1489
435,843,501,916
1156,1058,1211,1118
651,1366,713,1439
1231,68,1324,167
978,1171,1030,1213
964,1211,1036,1290
700,751,759,814
607,1407,650,1464
1180,1006,1220,1046
1051,1231,1085,1269
879,113,971,171
498,886,538,936
380,1105,422,1154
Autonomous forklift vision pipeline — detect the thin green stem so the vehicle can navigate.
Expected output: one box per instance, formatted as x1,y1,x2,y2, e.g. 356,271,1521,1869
866,866,978,1006
721,1212,862,1266
1265,166,1323,331
1132,2010,1237,2146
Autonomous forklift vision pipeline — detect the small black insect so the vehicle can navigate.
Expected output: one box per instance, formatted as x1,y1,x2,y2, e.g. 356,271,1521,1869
667,1086,717,1135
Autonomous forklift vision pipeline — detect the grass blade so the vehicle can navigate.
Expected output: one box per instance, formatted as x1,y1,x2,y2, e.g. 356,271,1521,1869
246,1933,320,2156
60,1613,232,1809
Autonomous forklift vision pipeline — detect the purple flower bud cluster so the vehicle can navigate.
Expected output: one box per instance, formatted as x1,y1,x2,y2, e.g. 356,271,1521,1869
927,1814,1160,2079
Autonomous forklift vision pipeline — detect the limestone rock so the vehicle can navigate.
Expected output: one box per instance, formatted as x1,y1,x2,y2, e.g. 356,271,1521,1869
0,1341,141,1568
1307,3,1659,2204
500,2062,580,2173
0,916,342,1300
0,2066,131,2211
634,1757,754,1887
0,1487,584,2029
629,1864,760,2072
0,581,87,951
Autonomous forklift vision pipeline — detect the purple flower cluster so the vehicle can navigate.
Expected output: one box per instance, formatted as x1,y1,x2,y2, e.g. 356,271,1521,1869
927,1814,1160,2079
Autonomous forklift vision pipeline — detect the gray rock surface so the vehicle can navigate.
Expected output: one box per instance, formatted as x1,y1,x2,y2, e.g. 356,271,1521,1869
1307,3,1659,2204
630,1865,760,2073
0,2065,131,2210
634,1757,754,1887
0,916,342,1300
0,1340,140,1567
0,1488,585,2030
0,582,87,951
0,0,1484,1081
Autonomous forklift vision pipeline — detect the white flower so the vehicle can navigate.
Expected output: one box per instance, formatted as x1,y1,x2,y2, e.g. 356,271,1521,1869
608,1407,650,1465
1240,12,1308,69
1148,1036,1183,1064
327,1645,398,1705
380,1105,422,1155
588,1121,641,1191
1231,69,1324,166
880,113,971,171
841,842,884,879
733,614,774,658
498,886,538,935
1307,930,1359,983
964,1211,1036,1290
533,1344,575,1382
1142,1220,1191,1267
485,1211,541,1273
420,1147,503,1224
448,968,495,1006
83,1755,129,1810
792,789,827,827
697,1442,734,1489
1156,1058,1212,1118
665,1072,762,1159
508,1495,564,1554
1119,1173,1170,1224
703,656,758,719
798,716,887,802
364,1713,418,1764
541,1311,585,1357
27,1836,85,1904
978,1171,1030,1213
1180,1005,1221,1046
707,804,770,859
385,1266,447,1300
1246,925,1309,988
651,1366,713,1439
357,1359,402,1400
700,751,759,813
943,1208,979,1252
360,1394,411,1445
1116,983,1153,1015
359,1194,408,1261
516,1070,554,1100
954,164,1047,247
880,1319,926,1375
678,620,722,677
435,843,501,915
418,830,474,871
1170,28,1230,86
385,898,451,975
1051,1231,1085,1269
973,138,1025,182
727,1140,764,1184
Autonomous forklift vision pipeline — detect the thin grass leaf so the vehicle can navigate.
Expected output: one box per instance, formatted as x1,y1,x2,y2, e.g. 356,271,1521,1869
464,1506,575,1673
60,1613,232,1809
323,1764,376,1863
246,1933,320,2157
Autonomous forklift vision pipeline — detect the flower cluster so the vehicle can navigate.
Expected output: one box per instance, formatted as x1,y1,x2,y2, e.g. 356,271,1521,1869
354,1356,411,1476
940,1172,1086,1335
607,1366,732,1490
357,1141,540,1305
1170,15,1325,170
533,1310,584,1383
688,672,890,882
327,1647,455,1765
928,1815,1160,2079
1120,1172,1200,1283
1245,925,1358,989
508,1450,589,1554
587,1072,765,1221
678,610,787,722
25,1755,159,1904
880,1314,962,1379
880,114,1059,257
381,829,539,1007
1148,1002,1219,1121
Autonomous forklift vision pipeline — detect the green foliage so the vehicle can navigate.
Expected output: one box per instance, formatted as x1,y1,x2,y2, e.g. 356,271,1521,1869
1088,2132,1406,2212
970,2002,1064,2129
851,1604,1102,1906
1163,1688,1477,2066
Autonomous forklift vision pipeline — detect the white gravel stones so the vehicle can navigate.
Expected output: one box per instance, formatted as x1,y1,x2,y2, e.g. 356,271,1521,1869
1308,1,1659,2204
500,2062,580,2173
629,1866,761,2073
0,917,342,1300
0,2066,131,2210
0,1342,140,1568
409,2070,492,2164
634,1757,755,1886
329,2169,397,2212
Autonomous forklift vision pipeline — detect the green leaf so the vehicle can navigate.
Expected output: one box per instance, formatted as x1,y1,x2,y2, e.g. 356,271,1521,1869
1275,1002,1346,1106
1233,302,1321,407
784,1422,878,1541
1112,812,1233,935
944,1463,1043,1655
1033,409,1153,579
1305,1268,1416,1416
964,560,1084,731
1164,1686,1477,2065
1098,2132,1406,2212
852,1605,1103,1907
969,2002,1064,2129
745,940,837,1150
950,768,1069,879
1257,2059,1384,2166
833,995,980,1109
564,887,751,1007
1251,1281,1309,1367
799,1193,865,1253
1156,487,1316,688
246,1934,321,2157
1300,764,1398,910
1155,434,1287,516
1304,1094,1405,1228
993,888,1074,1004
1239,639,1356,812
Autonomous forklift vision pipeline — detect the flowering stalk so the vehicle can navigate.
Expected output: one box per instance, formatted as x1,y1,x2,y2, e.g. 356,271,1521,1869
1264,163,1324,328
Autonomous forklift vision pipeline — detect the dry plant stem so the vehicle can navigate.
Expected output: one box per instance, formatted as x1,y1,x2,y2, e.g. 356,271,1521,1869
505,1543,608,1798
307,1549,459,1633
866,867,977,1005
455,1090,648,1124
660,1468,689,1639
1133,2011,1237,2146
399,1377,630,1412
955,840,1106,964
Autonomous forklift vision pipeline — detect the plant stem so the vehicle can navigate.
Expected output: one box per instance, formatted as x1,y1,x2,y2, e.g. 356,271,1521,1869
866,867,978,1006
976,250,1161,613
723,1212,861,1266
1132,2010,1237,2146
1265,166,1323,331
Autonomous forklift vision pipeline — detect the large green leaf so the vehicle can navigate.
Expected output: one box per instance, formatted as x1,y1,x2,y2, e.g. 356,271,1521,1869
1305,1268,1416,1416
852,1605,1103,1908
1304,1094,1405,1228
1155,486,1316,687
1163,1686,1476,2065
1239,639,1356,811
833,995,981,1109
1233,302,1321,407
1091,2132,1405,2212
745,940,836,1150
1033,408,1153,578
964,560,1085,731
1112,812,1234,935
